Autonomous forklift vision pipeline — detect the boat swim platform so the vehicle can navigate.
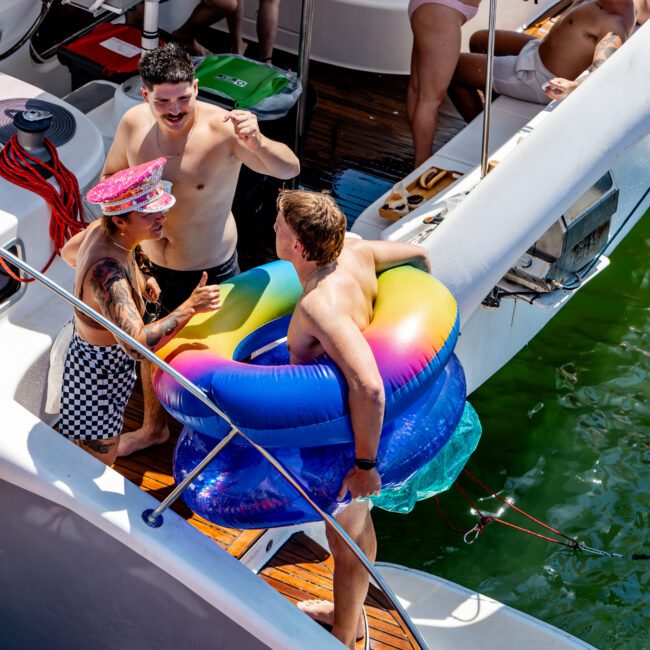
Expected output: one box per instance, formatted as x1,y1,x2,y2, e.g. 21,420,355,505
114,379,418,650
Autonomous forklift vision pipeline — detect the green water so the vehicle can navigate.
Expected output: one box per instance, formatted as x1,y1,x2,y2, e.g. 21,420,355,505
374,214,649,649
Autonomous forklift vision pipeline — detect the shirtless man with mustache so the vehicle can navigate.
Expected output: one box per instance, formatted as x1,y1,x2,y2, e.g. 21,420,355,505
101,43,300,456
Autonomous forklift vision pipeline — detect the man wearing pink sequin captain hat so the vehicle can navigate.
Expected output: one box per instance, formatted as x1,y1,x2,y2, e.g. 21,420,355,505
87,156,176,217
57,158,221,466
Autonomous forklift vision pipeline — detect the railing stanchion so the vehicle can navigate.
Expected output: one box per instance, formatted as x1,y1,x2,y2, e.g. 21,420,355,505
143,427,238,527
480,0,498,179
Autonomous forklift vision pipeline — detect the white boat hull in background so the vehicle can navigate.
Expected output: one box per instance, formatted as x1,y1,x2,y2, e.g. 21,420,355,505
0,0,561,95
376,563,596,649
193,0,562,74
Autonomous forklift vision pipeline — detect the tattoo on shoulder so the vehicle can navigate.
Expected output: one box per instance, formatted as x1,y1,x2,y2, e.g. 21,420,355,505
89,258,143,344
90,258,127,292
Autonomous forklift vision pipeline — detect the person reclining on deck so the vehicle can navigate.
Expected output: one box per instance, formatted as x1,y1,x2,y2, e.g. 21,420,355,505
274,190,430,649
448,0,635,123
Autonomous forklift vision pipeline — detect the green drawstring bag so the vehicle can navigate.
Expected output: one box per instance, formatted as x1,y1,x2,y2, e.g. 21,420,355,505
195,54,290,109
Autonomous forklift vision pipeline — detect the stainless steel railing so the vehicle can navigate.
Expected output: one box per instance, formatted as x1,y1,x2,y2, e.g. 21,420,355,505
0,246,429,650
480,0,498,179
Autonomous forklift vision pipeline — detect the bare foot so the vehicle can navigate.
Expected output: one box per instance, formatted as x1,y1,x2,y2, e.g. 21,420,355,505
297,599,364,640
117,424,170,457
231,38,247,56
191,39,213,57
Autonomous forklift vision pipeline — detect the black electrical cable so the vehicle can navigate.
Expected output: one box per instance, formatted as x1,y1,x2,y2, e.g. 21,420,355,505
0,0,55,62
553,183,650,291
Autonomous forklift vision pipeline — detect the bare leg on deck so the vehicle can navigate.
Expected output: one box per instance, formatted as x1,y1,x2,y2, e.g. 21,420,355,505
298,500,376,649
117,360,170,457
172,0,238,56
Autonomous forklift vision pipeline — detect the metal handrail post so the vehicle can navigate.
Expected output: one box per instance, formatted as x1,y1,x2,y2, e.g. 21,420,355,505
143,427,238,526
0,247,427,647
142,0,161,52
480,0,498,179
289,0,315,188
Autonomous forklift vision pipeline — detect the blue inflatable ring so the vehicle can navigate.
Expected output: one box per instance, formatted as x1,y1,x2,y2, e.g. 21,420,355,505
152,261,471,528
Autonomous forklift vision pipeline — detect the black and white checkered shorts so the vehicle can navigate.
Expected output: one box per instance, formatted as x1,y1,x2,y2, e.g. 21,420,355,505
59,332,137,441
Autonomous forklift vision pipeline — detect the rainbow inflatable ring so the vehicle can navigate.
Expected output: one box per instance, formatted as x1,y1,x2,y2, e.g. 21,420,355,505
153,260,475,528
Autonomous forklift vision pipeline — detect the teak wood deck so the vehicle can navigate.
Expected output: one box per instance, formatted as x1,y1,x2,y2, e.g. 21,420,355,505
113,54,466,649
114,380,418,650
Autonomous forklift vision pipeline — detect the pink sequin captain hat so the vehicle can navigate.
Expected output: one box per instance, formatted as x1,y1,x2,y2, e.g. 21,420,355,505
86,157,176,216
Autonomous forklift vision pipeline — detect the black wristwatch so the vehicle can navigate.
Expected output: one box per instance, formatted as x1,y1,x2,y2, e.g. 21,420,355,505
354,457,377,471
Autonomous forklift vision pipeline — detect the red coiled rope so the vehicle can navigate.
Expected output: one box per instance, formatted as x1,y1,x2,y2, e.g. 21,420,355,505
0,135,86,282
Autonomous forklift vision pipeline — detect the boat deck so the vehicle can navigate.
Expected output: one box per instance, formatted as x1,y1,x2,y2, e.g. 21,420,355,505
299,59,465,221
199,27,465,263
114,54,464,649
115,379,418,649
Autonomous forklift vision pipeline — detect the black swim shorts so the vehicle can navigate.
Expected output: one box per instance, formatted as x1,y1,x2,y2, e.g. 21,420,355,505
150,250,240,316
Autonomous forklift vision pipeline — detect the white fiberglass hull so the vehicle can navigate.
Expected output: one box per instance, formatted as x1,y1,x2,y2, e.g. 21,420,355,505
353,25,650,393
376,563,596,649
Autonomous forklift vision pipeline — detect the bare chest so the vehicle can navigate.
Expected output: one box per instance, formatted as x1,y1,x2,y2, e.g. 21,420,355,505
128,125,239,193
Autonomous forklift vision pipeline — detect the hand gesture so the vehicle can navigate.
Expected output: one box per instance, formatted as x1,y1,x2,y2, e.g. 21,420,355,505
337,466,381,501
543,78,578,101
144,275,161,302
188,272,221,313
223,109,262,151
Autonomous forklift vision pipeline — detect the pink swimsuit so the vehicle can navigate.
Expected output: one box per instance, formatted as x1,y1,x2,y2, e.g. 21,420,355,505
408,0,480,21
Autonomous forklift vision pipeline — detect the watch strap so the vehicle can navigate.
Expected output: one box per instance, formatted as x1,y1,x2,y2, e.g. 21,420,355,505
354,457,377,471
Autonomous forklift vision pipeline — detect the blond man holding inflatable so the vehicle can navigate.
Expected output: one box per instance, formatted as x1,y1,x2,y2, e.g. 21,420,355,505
275,190,430,649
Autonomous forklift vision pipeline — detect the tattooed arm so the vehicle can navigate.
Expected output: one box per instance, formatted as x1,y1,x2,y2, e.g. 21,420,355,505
89,259,221,357
588,31,625,71
544,30,625,101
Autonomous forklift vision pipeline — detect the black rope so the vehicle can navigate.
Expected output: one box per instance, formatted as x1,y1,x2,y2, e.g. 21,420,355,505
553,182,650,291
